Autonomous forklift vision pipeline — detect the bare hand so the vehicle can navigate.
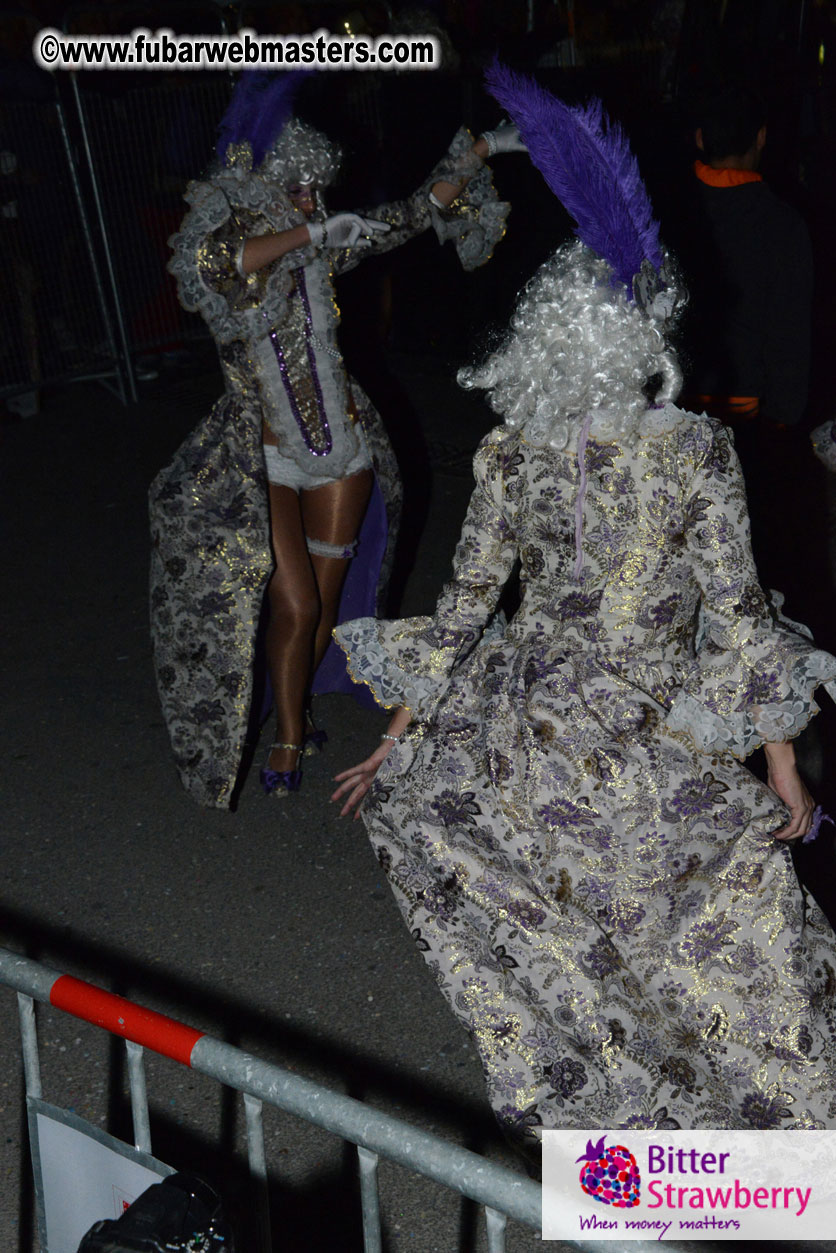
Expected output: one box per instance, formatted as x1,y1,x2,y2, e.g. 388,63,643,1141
767,760,816,841
331,745,390,820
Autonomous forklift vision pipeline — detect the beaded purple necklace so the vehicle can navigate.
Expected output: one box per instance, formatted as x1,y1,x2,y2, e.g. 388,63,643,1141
266,266,333,457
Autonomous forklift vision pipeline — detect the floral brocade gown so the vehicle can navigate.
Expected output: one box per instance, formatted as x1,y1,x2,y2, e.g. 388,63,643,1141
336,405,836,1140
151,129,509,808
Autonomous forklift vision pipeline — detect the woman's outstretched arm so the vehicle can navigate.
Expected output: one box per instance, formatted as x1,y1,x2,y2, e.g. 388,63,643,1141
331,705,411,818
240,223,312,273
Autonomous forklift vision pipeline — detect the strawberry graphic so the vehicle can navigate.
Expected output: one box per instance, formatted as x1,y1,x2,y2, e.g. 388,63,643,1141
576,1136,641,1207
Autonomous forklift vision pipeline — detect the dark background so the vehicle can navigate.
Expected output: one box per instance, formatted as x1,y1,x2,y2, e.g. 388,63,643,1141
2,2,836,1250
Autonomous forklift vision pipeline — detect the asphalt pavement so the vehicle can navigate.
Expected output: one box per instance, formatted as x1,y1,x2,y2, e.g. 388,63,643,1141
2,342,836,1253
0,345,556,1253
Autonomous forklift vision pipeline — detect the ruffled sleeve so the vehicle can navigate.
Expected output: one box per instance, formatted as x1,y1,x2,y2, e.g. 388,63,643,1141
427,128,510,271
332,127,509,277
193,213,254,299
335,430,518,717
167,173,303,346
665,419,836,757
811,418,836,473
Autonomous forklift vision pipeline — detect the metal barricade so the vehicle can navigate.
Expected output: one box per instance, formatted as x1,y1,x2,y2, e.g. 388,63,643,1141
1,2,234,409
1,2,495,411
0,945,544,1252
0,85,129,406
68,74,232,360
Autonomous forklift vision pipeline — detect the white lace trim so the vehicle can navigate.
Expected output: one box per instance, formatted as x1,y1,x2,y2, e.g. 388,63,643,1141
666,651,836,758
429,128,510,272
167,166,320,347
254,254,364,479
335,617,443,717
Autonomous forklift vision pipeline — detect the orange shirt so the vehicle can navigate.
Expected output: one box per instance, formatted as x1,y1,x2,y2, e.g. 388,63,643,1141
693,160,763,189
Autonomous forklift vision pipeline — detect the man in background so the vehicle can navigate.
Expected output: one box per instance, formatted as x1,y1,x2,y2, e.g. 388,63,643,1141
685,81,812,427
677,80,836,932
679,80,814,589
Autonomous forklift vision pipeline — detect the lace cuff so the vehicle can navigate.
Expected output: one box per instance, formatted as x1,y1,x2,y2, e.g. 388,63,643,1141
335,617,447,717
666,642,836,758
430,131,485,183
428,129,510,271
168,171,306,346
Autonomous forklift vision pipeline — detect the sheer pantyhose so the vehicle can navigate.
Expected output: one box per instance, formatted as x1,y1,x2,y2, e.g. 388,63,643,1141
265,467,373,771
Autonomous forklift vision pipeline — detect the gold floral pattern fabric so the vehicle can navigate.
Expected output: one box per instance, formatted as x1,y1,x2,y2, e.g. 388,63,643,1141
337,411,836,1139
195,209,270,314
154,128,509,804
150,382,399,808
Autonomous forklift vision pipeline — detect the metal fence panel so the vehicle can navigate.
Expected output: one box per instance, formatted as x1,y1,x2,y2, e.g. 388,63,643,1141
72,76,232,356
0,93,126,402
0,946,545,1252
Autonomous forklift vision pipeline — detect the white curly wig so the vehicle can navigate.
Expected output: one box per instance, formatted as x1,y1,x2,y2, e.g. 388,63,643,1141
259,117,342,189
458,240,685,449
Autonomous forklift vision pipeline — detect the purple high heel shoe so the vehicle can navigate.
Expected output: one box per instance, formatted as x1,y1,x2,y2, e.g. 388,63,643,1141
260,742,303,797
303,711,328,758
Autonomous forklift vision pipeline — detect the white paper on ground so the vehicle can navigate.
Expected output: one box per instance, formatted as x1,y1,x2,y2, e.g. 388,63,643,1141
27,1097,173,1253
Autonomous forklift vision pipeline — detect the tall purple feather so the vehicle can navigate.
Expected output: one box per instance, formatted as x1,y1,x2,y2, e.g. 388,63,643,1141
216,71,312,166
485,60,662,289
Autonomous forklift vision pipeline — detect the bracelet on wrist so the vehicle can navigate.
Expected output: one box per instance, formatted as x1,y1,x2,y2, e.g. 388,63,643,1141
380,733,399,742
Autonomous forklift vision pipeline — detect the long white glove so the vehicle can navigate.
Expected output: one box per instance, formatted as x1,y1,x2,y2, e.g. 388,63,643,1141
307,213,391,249
481,120,527,156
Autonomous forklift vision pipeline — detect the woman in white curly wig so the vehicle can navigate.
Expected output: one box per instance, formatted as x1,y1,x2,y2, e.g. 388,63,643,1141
459,239,683,446
331,66,836,1145
150,72,522,807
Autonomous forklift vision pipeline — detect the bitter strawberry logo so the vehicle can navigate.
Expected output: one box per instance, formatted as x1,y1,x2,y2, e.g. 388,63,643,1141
576,1136,641,1207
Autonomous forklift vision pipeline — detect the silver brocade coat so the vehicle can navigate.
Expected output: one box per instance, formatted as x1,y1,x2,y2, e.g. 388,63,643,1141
337,408,836,1139
150,131,509,807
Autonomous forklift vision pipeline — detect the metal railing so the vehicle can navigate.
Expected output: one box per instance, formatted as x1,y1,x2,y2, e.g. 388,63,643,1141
0,89,132,405
0,945,544,1252
67,74,233,359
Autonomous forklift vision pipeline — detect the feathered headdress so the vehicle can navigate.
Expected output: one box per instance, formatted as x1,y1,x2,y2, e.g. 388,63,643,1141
485,60,667,307
216,71,312,168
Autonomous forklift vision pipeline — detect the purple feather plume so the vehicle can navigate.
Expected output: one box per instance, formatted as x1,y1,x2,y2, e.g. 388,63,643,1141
485,60,662,289
216,71,312,166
